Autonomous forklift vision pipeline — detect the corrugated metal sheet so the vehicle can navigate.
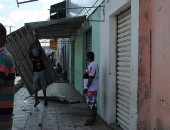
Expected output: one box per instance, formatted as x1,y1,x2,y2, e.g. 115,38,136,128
25,16,86,39
6,26,59,95
116,8,131,130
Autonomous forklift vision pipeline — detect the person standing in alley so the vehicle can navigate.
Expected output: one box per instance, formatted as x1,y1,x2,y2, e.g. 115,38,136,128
56,62,62,74
83,51,99,126
0,23,15,129
30,40,48,107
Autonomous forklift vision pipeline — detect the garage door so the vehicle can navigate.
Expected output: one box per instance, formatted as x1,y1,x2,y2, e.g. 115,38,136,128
116,8,131,130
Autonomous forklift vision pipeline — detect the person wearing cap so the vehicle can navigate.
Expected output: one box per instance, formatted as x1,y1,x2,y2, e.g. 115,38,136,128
29,40,48,107
0,23,15,129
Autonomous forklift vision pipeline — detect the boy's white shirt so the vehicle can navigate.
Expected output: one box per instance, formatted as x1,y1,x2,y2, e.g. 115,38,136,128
87,61,99,91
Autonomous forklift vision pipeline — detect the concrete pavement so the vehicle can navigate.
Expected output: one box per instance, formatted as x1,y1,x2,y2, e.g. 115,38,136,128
12,83,113,130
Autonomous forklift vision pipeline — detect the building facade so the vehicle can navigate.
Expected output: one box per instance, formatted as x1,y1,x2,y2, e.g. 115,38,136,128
67,0,139,129
9,0,170,129
21,0,170,129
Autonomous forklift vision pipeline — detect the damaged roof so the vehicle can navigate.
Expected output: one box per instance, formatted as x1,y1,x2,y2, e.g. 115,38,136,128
25,15,87,39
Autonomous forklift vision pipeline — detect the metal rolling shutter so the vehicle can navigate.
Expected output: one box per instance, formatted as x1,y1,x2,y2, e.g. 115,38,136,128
116,8,131,130
86,29,92,52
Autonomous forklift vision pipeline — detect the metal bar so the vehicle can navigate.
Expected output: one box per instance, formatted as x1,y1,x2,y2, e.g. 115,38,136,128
75,0,105,23
16,0,19,7
84,0,105,22
37,28,87,31
85,8,93,21
67,0,100,33
18,0,38,5
48,6,104,11
87,19,104,22
41,41,71,44
37,34,81,38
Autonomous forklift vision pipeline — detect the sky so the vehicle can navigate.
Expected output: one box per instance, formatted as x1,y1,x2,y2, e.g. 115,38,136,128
0,0,64,34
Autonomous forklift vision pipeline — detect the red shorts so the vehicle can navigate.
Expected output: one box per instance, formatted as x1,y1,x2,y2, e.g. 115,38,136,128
85,91,97,109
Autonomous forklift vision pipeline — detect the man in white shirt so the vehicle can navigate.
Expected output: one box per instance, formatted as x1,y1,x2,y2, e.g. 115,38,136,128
83,51,99,126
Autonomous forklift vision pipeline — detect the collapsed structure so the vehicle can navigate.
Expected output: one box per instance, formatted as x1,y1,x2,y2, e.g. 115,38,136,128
6,26,59,95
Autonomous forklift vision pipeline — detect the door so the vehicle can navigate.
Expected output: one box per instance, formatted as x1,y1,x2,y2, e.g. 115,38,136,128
116,8,131,130
86,29,92,66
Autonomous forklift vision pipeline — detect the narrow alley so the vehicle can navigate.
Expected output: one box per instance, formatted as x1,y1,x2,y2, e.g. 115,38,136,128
12,80,113,130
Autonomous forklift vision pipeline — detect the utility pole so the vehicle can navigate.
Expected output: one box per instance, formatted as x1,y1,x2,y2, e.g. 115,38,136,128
5,26,15,34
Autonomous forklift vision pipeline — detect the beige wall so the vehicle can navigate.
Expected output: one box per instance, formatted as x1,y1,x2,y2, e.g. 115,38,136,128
151,0,170,129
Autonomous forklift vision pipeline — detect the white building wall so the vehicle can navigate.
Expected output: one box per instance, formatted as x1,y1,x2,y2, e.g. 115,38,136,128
100,1,139,129
130,0,139,129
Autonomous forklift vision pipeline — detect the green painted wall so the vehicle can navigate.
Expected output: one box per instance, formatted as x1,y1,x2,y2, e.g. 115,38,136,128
67,7,101,111
73,7,101,106
91,9,101,110
74,35,84,93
